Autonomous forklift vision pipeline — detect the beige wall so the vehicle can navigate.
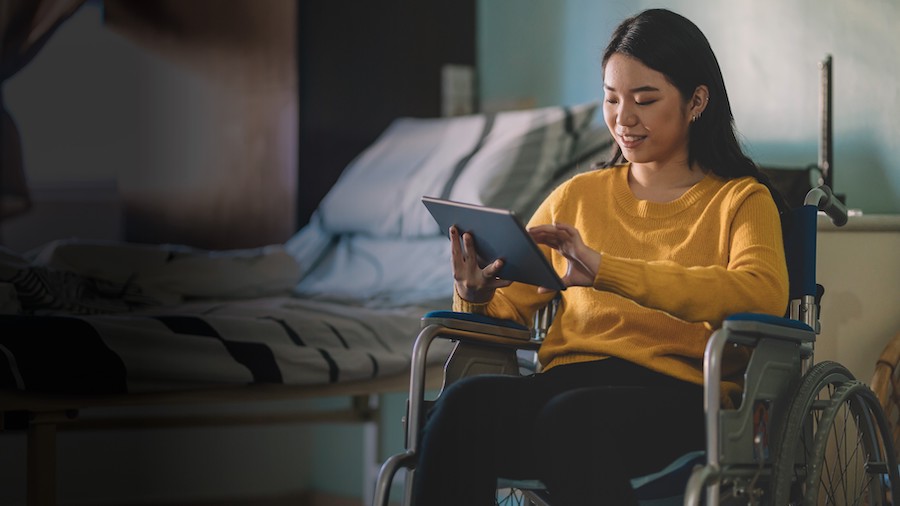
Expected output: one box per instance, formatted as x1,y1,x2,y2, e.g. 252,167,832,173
479,0,900,214
815,218,900,382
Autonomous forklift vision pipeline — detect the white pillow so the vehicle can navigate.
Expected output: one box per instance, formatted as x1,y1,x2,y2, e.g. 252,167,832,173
318,102,598,238
318,114,485,237
292,234,452,307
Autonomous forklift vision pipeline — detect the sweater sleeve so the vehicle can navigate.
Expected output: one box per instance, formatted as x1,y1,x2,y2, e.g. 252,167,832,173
593,187,789,327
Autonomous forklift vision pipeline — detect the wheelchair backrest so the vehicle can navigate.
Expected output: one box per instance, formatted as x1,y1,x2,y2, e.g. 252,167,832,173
784,205,819,301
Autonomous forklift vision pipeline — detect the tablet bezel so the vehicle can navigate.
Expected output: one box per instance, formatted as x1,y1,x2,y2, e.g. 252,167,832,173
422,196,566,291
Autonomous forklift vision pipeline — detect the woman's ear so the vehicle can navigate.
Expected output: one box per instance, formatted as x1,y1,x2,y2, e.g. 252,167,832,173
690,85,710,122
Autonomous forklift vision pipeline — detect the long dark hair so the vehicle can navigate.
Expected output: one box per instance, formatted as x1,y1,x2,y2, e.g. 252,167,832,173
601,9,791,218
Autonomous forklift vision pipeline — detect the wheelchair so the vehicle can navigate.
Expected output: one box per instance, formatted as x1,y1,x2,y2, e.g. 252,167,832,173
373,184,900,506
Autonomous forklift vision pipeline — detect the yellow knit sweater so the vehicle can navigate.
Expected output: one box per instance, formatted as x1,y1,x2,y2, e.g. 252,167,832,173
454,164,789,398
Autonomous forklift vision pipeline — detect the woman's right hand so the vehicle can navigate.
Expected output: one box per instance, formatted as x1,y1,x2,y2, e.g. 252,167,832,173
450,226,512,303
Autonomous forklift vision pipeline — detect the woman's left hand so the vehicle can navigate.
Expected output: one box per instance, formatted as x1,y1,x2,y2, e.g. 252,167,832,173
528,223,601,291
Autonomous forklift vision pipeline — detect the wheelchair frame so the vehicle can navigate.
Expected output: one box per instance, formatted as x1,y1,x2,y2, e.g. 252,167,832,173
373,185,899,506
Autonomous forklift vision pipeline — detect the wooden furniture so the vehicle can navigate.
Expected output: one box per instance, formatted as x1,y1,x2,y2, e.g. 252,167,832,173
871,330,900,455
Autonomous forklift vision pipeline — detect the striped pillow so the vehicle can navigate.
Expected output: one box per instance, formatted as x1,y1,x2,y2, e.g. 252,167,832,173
317,102,599,238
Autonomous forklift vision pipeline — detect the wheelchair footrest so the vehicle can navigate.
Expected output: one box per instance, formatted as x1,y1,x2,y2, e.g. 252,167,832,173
496,450,706,503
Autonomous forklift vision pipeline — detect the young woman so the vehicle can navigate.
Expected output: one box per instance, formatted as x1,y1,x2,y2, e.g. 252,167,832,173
412,9,789,505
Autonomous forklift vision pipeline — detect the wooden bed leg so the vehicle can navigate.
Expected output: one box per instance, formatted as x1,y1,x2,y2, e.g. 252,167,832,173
27,411,69,506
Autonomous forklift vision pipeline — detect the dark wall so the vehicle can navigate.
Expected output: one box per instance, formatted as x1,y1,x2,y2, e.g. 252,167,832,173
297,0,476,228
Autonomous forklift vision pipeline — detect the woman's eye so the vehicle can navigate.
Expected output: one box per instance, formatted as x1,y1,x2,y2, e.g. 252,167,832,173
636,99,658,106
605,98,619,105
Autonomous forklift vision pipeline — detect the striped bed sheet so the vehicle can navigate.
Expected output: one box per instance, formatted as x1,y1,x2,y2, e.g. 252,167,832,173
0,296,449,395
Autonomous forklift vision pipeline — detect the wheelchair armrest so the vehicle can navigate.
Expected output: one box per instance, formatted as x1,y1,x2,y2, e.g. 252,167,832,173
721,312,816,347
405,311,540,454
421,310,541,351
703,313,815,471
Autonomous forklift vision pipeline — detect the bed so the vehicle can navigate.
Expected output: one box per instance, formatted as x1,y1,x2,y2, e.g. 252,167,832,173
0,102,611,505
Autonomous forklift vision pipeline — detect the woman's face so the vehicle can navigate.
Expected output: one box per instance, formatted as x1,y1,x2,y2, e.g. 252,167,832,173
602,53,694,169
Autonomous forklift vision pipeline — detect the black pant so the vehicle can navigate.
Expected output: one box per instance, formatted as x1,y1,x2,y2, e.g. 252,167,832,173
411,357,706,506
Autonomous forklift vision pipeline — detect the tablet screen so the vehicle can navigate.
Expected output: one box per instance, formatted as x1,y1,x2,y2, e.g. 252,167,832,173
422,196,566,290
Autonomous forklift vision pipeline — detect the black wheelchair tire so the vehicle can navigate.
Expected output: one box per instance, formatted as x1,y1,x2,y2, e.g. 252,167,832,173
802,380,900,505
771,360,855,504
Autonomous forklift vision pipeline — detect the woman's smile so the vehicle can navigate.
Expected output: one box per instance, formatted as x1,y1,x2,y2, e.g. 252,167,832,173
603,53,695,170
617,132,647,149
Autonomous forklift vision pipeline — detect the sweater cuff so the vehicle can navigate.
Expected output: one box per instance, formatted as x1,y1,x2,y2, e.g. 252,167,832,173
593,254,642,294
452,286,491,314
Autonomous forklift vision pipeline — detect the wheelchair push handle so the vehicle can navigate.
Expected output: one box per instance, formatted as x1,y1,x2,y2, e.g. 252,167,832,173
804,184,848,227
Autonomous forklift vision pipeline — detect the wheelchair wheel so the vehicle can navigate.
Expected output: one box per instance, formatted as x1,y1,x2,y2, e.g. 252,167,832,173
771,360,855,504
772,361,900,505
802,381,899,505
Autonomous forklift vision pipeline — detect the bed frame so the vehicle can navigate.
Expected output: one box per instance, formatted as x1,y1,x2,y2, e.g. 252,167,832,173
0,364,444,506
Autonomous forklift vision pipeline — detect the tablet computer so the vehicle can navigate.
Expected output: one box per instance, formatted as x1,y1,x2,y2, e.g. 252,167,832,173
422,196,566,290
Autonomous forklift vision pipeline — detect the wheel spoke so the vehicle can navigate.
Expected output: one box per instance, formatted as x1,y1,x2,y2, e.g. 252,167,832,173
772,363,898,505
807,382,899,505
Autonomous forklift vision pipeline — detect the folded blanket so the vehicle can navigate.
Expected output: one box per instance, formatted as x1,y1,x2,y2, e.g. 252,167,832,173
1,246,148,314
0,240,302,314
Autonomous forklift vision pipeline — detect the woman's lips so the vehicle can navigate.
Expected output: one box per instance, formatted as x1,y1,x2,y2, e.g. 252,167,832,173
617,133,646,149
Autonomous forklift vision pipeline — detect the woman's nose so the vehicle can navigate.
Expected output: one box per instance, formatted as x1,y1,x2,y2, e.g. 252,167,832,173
617,104,638,127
